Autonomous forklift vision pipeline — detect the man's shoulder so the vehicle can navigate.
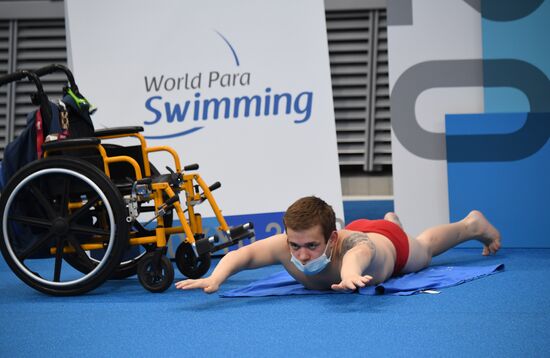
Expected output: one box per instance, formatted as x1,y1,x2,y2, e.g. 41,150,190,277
251,233,288,255
336,229,357,241
261,233,287,244
337,230,377,254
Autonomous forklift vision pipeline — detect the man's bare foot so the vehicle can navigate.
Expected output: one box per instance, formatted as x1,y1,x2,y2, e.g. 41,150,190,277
384,212,403,228
465,210,501,256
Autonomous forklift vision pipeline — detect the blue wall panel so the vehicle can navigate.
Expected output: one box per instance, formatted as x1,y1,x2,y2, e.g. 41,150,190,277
446,112,550,248
482,1,550,112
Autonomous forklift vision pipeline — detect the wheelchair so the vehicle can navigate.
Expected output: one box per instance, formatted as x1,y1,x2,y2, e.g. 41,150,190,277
0,64,255,295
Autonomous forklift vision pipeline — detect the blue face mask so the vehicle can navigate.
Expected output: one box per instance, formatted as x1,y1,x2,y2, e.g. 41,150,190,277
290,241,333,275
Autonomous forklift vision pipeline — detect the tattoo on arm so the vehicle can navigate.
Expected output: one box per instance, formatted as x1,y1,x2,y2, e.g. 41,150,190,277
341,232,376,256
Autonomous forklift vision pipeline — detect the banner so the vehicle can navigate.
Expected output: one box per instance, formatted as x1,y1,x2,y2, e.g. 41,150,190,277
387,0,484,235
388,0,550,240
65,0,343,250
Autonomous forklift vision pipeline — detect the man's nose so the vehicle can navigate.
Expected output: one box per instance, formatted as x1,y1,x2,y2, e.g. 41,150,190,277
297,249,310,263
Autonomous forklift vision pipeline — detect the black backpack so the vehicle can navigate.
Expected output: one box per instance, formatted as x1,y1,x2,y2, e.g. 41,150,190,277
0,89,95,189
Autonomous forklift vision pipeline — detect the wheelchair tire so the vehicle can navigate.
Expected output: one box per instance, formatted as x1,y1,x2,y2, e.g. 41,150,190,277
175,242,211,279
137,252,174,293
0,157,128,296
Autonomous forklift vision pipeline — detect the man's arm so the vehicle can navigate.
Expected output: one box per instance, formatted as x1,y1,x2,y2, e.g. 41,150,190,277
331,232,375,291
175,234,286,293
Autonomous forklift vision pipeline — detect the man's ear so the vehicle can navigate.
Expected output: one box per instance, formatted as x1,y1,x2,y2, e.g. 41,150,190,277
329,230,338,243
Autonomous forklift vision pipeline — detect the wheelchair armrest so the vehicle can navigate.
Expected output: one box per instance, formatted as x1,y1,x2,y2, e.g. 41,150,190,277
42,137,101,152
94,126,144,137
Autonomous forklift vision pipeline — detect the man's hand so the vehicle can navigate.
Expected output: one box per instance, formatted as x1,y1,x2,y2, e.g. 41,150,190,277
331,274,373,292
175,276,220,294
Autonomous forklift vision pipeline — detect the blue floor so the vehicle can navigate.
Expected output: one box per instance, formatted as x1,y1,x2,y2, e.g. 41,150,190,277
1,248,549,357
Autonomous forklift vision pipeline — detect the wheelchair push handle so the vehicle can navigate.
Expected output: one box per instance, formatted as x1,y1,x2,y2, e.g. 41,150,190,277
32,64,80,95
21,70,52,122
0,69,46,94
0,70,53,124
0,71,29,87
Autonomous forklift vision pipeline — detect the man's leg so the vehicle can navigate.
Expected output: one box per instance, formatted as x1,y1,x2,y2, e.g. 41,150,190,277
384,212,402,227
416,210,501,256
384,212,432,273
391,211,501,274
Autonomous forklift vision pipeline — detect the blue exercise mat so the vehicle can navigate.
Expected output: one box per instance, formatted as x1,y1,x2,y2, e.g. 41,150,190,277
220,264,504,297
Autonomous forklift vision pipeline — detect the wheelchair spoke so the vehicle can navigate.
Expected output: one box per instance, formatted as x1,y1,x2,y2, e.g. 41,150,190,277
28,184,57,219
70,224,110,238
59,177,72,216
65,234,91,263
67,194,100,223
53,237,65,282
8,215,52,229
18,232,55,261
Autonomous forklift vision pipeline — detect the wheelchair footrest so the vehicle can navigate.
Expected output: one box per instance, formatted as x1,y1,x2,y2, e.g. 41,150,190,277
201,222,255,254
194,236,212,256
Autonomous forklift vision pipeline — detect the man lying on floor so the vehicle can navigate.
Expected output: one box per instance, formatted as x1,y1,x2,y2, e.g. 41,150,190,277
175,196,501,293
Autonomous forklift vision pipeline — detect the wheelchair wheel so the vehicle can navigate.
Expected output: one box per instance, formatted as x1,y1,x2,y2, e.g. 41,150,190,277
175,242,211,279
0,157,128,296
137,252,174,293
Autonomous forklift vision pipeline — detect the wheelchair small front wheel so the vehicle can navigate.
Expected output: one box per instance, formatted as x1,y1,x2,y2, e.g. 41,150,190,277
175,242,211,279
137,252,174,293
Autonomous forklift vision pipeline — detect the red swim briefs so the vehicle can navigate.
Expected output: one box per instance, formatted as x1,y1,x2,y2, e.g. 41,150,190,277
344,219,409,275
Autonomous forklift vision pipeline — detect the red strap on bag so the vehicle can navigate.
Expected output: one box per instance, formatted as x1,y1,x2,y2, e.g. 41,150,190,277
35,109,44,158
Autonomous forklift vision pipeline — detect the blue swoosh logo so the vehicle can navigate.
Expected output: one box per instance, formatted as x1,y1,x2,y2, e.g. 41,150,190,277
215,30,240,66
